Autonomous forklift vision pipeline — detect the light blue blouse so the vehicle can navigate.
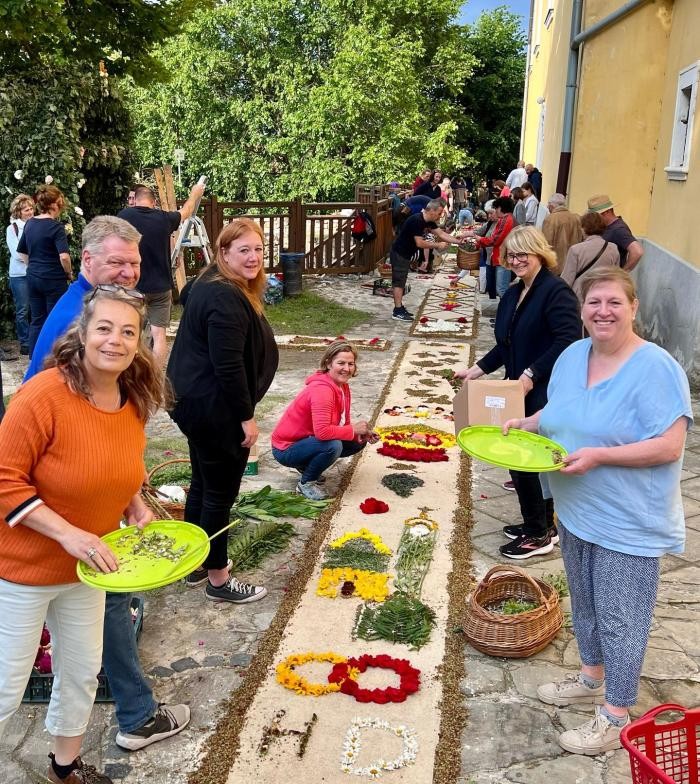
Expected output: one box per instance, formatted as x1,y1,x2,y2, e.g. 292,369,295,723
539,339,692,557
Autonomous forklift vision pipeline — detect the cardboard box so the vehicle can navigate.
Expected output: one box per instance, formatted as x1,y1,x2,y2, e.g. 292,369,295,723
453,379,525,434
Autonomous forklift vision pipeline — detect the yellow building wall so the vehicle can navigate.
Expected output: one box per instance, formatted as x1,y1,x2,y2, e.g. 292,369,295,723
647,0,700,268
567,0,673,232
521,0,573,201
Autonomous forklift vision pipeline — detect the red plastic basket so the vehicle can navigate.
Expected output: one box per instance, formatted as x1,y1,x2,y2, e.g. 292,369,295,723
621,704,700,784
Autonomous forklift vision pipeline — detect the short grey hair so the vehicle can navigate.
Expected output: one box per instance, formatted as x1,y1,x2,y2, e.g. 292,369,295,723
426,199,444,212
82,215,141,256
548,193,567,208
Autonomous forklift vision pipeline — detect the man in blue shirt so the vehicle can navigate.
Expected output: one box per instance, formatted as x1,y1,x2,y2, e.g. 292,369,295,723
24,215,191,752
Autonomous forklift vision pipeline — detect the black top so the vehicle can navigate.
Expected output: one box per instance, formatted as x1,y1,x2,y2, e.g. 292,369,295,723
413,181,441,199
602,216,636,268
477,267,581,415
17,217,69,281
391,212,438,259
167,271,279,444
118,206,181,293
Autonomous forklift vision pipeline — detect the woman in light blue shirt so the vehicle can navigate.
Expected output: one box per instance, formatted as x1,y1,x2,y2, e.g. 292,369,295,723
5,193,34,354
504,267,692,757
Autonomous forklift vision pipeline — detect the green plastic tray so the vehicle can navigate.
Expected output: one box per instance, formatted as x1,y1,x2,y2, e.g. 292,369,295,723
77,520,209,592
457,426,567,472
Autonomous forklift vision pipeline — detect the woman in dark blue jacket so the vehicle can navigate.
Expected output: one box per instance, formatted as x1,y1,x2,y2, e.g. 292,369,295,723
456,226,581,559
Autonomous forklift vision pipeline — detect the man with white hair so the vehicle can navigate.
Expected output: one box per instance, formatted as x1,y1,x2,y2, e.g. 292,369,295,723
542,193,583,274
505,160,528,190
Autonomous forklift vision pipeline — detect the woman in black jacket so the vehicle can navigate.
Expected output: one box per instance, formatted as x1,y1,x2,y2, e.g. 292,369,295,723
167,219,279,603
456,226,581,559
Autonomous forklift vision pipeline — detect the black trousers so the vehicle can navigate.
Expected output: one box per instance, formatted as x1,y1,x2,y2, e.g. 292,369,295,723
184,437,249,570
510,470,554,537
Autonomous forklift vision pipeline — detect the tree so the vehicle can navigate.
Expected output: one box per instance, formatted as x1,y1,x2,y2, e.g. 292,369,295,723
455,8,527,178
127,0,476,201
0,0,202,83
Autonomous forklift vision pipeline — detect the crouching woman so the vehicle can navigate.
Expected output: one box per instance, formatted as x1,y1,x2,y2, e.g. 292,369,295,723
271,341,377,500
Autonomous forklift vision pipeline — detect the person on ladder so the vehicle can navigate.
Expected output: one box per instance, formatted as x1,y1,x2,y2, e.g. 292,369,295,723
118,180,205,367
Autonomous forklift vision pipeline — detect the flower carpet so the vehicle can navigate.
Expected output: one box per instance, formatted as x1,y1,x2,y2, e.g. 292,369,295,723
409,270,479,339
192,340,474,784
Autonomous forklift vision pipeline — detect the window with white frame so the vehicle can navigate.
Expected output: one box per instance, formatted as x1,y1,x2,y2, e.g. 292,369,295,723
665,62,698,181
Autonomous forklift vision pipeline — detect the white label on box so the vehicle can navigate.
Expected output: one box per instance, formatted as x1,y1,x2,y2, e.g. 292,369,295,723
484,396,506,409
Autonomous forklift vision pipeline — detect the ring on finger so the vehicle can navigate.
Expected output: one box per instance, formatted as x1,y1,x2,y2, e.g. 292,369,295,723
87,547,97,559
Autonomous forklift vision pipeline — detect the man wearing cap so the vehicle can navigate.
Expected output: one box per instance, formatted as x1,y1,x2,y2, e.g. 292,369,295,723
587,194,644,271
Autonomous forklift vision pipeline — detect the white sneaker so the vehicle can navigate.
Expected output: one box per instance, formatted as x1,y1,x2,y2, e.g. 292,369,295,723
558,706,630,755
296,480,328,501
537,673,606,706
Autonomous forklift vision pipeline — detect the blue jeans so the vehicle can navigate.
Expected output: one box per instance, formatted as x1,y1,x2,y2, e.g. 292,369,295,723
103,591,157,733
9,276,29,348
27,275,67,356
496,265,513,297
272,437,365,482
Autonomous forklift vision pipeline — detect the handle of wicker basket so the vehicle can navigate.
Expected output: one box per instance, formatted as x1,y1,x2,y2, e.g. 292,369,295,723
147,458,191,485
479,564,549,605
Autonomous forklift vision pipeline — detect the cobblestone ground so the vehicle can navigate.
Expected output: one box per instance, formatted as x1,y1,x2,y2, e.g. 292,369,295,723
1,269,698,783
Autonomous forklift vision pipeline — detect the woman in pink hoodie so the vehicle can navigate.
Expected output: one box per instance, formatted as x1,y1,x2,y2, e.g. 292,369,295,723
271,341,378,500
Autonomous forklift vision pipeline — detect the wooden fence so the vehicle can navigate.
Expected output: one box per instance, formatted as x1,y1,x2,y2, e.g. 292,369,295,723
192,190,395,276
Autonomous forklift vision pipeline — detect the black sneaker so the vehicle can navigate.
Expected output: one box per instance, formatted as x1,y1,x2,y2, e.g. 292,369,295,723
185,558,232,587
500,533,554,560
392,307,414,322
115,703,191,751
205,576,268,604
503,524,559,545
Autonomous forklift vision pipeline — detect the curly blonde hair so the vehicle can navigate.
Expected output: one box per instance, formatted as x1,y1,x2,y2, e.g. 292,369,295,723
46,288,168,420
503,225,558,271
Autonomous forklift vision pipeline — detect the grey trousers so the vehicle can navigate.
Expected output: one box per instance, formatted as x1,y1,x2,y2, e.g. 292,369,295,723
559,524,660,707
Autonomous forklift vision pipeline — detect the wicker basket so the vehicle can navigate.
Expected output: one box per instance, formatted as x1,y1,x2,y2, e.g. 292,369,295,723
141,458,190,520
456,248,480,270
378,261,393,279
463,565,563,658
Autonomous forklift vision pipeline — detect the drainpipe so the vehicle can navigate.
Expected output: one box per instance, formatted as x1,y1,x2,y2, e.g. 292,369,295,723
519,0,536,161
556,0,653,195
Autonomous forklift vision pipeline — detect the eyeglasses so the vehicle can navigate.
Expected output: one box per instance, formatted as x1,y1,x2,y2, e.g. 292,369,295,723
88,284,145,302
504,252,530,264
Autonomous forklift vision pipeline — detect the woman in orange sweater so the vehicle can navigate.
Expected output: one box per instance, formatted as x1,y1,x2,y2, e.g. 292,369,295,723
0,286,165,784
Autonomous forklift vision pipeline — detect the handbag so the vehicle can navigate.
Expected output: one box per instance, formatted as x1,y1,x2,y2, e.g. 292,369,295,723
574,240,609,281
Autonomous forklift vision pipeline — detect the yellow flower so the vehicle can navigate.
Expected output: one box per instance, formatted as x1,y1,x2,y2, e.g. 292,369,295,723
275,651,346,696
316,567,390,602
329,528,392,555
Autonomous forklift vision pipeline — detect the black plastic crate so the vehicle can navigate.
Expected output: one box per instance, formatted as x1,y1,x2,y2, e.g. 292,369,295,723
22,596,144,704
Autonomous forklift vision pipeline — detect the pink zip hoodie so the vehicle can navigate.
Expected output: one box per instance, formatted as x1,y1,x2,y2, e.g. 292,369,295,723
271,371,355,450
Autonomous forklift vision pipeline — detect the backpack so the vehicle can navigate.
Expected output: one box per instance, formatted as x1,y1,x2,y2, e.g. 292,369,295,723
351,210,376,242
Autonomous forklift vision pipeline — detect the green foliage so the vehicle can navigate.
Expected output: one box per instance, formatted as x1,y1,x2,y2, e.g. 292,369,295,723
127,0,473,200
227,521,297,571
455,8,527,177
235,485,330,521
0,64,134,336
542,570,570,598
355,593,436,650
265,291,370,336
0,0,203,83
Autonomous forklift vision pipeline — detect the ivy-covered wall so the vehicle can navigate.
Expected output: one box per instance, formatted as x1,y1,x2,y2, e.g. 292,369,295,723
0,63,133,339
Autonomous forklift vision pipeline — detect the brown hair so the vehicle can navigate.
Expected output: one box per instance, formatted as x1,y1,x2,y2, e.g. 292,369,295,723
10,193,34,219
34,185,65,214
580,211,605,237
503,225,558,271
579,267,637,305
521,182,534,195
200,218,267,315
318,341,358,377
46,288,168,421
510,187,524,201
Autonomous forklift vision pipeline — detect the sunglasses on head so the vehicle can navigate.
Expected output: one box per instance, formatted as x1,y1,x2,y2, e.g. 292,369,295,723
88,284,145,302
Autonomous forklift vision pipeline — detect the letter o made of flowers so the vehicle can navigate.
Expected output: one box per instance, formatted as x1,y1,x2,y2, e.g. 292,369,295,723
341,717,418,778
276,651,353,697
328,654,421,704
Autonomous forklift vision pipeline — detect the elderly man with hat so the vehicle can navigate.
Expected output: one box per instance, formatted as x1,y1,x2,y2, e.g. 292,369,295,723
542,193,583,274
587,194,644,271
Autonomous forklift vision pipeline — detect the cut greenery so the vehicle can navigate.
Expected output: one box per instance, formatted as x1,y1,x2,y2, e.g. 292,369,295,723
227,521,297,571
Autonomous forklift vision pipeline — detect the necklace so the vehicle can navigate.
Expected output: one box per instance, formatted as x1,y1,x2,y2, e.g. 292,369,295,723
90,386,122,411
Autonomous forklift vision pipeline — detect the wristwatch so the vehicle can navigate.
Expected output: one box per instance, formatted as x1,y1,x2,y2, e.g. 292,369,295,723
522,368,535,380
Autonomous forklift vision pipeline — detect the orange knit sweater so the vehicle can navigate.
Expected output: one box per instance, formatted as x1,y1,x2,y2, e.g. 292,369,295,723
0,368,146,585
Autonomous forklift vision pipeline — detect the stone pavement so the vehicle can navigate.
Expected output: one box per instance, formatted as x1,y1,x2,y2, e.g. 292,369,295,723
2,268,699,783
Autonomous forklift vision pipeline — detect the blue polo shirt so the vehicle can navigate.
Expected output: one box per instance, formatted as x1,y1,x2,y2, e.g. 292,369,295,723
25,274,93,380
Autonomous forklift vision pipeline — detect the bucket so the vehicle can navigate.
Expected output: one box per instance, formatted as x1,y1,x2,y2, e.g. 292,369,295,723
243,445,259,476
280,251,304,298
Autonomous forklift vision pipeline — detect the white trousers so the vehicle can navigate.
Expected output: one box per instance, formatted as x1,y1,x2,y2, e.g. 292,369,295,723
0,579,105,739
